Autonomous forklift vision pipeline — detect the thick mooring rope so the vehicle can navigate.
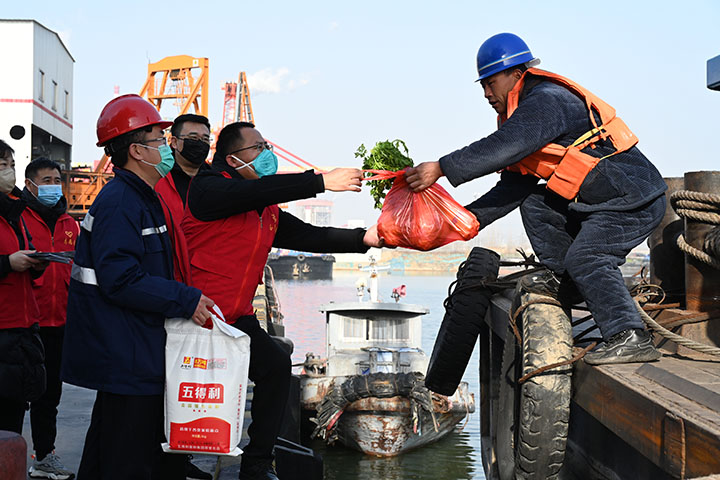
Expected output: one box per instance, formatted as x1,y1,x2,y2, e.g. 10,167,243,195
636,300,720,357
671,190,720,268
643,189,720,356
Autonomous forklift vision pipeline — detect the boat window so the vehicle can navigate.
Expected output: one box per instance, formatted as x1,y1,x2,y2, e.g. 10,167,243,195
342,317,365,340
369,319,410,341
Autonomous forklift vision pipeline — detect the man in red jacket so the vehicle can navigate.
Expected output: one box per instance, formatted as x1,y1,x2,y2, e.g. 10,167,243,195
155,114,211,286
156,114,212,225
21,158,78,480
155,115,214,480
183,122,383,480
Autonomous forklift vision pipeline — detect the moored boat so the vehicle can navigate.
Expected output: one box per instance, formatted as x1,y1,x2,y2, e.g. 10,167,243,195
298,262,475,457
267,250,335,280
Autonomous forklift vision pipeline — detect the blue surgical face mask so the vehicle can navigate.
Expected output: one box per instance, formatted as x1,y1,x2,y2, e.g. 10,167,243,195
37,184,63,206
29,179,63,206
232,149,278,177
138,144,175,177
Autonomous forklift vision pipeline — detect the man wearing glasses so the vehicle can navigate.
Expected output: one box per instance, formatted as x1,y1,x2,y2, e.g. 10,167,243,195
156,113,215,480
62,94,216,479
155,114,212,294
156,114,215,480
157,114,212,226
182,121,384,480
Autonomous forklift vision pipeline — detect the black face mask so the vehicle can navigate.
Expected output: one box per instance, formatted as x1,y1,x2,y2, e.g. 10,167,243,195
179,138,210,165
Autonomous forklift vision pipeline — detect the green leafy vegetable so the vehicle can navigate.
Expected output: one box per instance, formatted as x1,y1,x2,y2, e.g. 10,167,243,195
355,139,414,209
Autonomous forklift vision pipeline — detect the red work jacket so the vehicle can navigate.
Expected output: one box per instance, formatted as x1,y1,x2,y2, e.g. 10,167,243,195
0,215,39,329
22,208,79,327
155,173,192,284
182,194,280,321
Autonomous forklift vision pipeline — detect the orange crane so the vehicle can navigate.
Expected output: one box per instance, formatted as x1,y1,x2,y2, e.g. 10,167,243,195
217,72,255,129
210,72,255,159
214,73,319,172
238,72,254,123
64,56,319,218
64,55,209,218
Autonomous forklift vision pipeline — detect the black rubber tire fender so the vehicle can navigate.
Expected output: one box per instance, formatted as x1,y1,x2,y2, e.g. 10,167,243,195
495,291,573,480
496,324,520,480
425,247,500,396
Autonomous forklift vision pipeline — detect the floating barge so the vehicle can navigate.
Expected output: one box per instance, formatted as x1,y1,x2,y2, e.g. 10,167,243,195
267,251,335,280
480,291,720,479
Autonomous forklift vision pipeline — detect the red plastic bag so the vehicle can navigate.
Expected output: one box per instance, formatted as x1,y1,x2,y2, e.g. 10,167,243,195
364,169,480,251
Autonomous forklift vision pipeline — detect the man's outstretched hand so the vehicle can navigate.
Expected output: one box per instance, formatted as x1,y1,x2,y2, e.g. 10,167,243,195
363,224,393,248
405,161,443,192
322,168,363,192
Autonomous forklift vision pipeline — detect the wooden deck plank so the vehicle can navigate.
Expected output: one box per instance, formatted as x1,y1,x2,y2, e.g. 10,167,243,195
637,363,720,412
573,355,720,478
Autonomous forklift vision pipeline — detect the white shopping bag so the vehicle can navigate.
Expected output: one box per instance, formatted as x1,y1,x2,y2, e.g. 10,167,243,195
162,306,250,456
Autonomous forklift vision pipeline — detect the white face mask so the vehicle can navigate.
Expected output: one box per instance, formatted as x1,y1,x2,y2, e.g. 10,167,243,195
0,167,16,194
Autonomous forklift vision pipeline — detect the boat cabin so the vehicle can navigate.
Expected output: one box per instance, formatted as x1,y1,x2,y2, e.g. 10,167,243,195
320,302,429,377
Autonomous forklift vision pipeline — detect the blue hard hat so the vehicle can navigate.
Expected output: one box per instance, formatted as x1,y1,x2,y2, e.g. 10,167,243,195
475,33,539,82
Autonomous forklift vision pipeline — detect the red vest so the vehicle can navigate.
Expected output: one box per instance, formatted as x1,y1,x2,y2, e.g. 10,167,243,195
22,208,79,327
0,214,39,329
155,174,192,284
182,174,280,320
503,68,638,200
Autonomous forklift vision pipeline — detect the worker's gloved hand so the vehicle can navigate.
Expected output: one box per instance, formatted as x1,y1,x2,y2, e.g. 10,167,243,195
405,161,444,192
191,294,216,327
322,168,362,192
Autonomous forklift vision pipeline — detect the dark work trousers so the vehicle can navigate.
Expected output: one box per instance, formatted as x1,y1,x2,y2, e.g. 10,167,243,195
520,190,666,339
231,314,291,462
0,397,27,434
30,325,64,459
77,391,185,480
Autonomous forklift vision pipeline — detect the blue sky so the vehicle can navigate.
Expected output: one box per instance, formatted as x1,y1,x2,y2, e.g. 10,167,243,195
5,1,720,236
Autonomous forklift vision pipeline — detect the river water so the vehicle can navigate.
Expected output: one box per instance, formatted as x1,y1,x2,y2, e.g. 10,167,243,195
275,271,485,480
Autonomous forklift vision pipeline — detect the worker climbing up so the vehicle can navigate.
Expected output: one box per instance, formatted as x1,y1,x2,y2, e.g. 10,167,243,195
406,33,667,365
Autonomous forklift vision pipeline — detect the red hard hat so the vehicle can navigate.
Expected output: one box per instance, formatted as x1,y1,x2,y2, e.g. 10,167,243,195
96,94,173,146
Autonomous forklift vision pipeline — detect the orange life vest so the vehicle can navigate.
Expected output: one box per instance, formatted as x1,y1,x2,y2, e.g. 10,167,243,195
503,68,638,200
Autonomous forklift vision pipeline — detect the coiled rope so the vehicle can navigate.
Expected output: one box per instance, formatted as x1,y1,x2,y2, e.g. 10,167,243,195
632,189,720,356
671,190,720,269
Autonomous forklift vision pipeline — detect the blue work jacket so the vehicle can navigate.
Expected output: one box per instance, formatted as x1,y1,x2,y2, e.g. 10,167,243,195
62,167,201,395
440,75,666,227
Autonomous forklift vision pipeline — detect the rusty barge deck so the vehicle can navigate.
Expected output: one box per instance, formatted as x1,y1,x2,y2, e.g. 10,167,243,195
480,290,720,479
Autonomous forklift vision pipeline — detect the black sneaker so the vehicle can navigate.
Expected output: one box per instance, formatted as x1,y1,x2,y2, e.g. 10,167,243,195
584,328,661,365
238,457,279,480
519,270,584,305
186,455,212,480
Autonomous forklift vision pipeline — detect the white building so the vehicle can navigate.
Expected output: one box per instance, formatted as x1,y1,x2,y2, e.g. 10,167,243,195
0,19,74,181
294,198,333,226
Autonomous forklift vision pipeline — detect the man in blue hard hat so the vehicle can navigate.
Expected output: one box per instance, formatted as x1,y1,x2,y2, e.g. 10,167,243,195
406,33,667,365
